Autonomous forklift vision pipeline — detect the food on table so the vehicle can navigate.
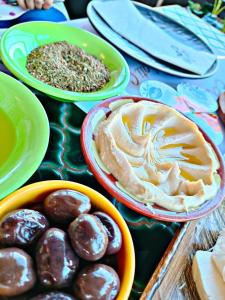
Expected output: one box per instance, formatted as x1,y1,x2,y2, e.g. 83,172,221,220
95,100,221,212
0,248,36,296
74,264,120,300
31,292,75,300
192,251,225,300
212,229,225,282
26,41,110,92
192,229,225,300
44,189,91,224
94,212,122,255
36,228,79,288
218,92,225,125
0,189,121,299
0,209,49,247
68,214,108,261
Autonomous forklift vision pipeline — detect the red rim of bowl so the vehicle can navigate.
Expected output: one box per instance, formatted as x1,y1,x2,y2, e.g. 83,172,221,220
81,96,225,222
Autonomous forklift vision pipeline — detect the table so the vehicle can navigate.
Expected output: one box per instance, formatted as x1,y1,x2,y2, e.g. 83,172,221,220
0,5,225,299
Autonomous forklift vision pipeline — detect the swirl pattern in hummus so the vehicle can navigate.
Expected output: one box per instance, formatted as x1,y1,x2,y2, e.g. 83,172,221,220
95,101,220,212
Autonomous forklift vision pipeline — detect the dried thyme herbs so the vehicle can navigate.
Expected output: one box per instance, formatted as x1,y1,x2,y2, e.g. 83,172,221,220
26,41,110,92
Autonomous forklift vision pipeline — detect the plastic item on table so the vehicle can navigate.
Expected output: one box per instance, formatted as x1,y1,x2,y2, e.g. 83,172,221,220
177,82,218,113
92,0,216,75
0,180,135,300
87,0,218,78
139,80,178,107
0,72,49,200
0,22,129,102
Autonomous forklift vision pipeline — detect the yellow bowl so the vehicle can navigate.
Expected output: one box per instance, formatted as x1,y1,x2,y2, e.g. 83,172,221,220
0,180,135,300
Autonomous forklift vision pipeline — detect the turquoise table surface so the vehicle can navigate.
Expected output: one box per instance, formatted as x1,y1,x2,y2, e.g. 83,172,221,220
0,5,224,299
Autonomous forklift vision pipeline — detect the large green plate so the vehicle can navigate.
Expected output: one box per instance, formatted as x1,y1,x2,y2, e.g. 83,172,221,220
0,72,49,199
0,21,130,102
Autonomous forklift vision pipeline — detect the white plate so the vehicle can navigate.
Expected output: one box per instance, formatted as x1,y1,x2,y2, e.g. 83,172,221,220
87,1,218,79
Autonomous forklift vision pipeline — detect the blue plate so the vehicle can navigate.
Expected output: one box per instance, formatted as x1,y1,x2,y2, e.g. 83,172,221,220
87,1,218,78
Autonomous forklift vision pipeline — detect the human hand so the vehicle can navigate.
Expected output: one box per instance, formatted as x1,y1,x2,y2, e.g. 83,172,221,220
17,0,53,9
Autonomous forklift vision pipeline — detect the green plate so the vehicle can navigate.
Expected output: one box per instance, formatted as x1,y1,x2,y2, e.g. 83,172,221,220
0,72,49,199
0,21,130,102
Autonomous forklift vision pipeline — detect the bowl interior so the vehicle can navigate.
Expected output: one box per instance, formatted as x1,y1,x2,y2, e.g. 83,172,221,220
0,22,130,102
0,72,49,199
81,96,225,222
0,180,135,300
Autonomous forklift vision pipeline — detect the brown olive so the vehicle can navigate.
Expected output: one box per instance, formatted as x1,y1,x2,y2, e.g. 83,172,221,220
68,214,108,261
31,292,76,300
0,209,49,247
44,189,91,224
93,212,122,255
0,247,36,296
74,264,120,300
36,228,79,288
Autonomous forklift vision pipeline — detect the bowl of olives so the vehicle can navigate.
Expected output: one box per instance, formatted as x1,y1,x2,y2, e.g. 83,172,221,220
0,180,135,300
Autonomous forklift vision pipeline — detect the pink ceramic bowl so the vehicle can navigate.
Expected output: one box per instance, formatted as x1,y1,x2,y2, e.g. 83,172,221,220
81,96,225,222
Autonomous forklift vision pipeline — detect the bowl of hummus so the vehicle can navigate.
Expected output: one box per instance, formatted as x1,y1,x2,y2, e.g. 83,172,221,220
81,96,225,222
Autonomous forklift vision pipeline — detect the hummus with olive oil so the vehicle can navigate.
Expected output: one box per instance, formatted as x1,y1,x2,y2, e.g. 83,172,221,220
95,101,220,212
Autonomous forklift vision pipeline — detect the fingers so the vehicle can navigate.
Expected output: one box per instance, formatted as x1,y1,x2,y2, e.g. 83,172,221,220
25,0,35,9
16,0,27,9
17,0,53,9
43,0,53,9
34,0,44,9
